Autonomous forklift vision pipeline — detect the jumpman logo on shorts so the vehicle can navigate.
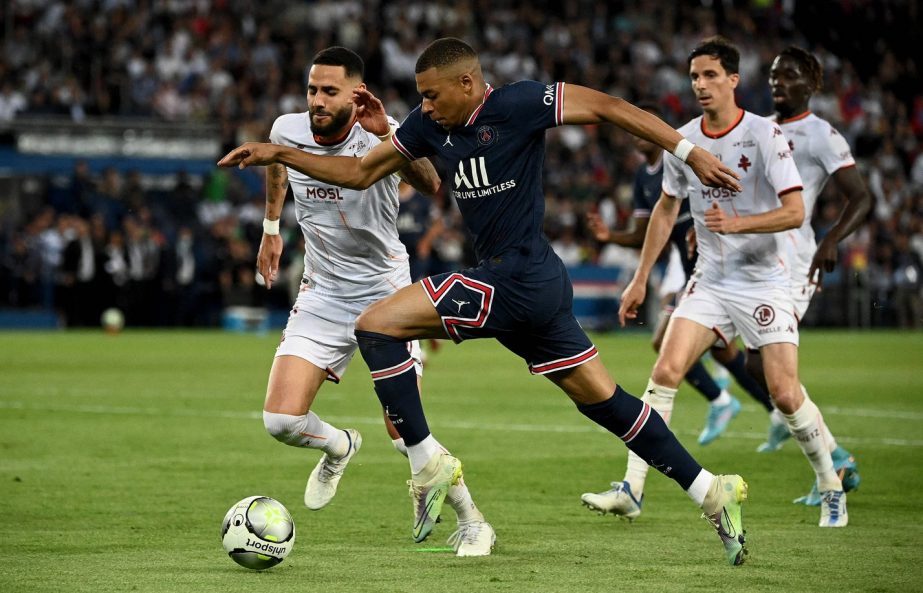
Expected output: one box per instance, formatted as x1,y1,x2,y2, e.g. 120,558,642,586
452,298,470,313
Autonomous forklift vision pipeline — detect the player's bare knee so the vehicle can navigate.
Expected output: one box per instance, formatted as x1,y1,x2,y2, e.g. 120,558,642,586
651,359,682,387
355,305,386,333
769,388,800,414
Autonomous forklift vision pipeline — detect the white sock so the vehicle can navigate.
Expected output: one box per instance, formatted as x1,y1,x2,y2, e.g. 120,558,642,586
712,390,732,407
399,436,477,519
408,434,441,474
624,379,677,496
447,477,483,522
686,469,715,507
395,436,450,458
769,407,786,427
784,395,841,491
802,385,838,453
262,410,348,457
392,438,408,457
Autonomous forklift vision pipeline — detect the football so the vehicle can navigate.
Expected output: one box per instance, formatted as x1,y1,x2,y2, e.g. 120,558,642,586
221,496,295,570
100,307,125,334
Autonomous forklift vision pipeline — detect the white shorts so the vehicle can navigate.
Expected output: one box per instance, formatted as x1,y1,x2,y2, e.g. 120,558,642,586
275,287,423,383
673,278,799,349
791,276,818,322
658,244,688,302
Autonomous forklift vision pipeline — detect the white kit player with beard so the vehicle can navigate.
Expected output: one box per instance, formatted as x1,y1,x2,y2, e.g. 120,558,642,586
271,112,416,367
258,47,494,557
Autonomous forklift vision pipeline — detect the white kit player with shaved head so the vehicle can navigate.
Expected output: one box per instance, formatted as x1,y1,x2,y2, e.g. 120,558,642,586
258,46,494,556
614,36,849,527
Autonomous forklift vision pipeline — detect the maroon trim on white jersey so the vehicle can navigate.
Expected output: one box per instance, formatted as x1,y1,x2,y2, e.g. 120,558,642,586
620,402,652,443
324,367,341,384
421,273,495,343
700,108,745,139
779,111,811,124
778,185,803,197
529,345,599,375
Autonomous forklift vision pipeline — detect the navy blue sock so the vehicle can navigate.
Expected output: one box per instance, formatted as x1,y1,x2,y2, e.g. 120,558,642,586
685,360,721,402
724,350,773,412
577,386,702,490
355,330,430,446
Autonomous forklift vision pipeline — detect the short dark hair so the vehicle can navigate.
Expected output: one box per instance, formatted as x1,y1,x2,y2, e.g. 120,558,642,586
688,36,740,75
778,46,823,92
415,38,478,73
311,46,364,80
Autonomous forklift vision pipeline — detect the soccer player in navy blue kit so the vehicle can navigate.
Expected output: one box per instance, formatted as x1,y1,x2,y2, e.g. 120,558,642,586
220,38,749,565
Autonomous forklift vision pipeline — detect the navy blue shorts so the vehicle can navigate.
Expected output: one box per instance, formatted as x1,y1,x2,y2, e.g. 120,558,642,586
420,255,597,375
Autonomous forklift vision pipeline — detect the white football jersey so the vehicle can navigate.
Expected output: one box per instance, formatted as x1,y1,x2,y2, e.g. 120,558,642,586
777,112,856,279
270,113,411,300
663,110,803,286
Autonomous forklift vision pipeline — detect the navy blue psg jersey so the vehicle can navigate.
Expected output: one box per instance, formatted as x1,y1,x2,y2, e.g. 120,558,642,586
396,191,433,251
393,81,564,278
630,156,696,276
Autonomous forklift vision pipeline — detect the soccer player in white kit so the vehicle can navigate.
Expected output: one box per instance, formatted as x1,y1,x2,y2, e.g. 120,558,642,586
614,37,848,527
258,47,495,556
747,46,872,503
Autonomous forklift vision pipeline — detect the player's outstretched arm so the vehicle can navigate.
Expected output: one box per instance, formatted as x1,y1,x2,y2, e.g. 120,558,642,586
809,166,873,283
218,140,408,190
397,158,442,196
618,193,680,326
704,191,804,234
561,85,741,192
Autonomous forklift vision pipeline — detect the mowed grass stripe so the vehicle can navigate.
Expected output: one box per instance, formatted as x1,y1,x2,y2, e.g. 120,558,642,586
2,399,922,448
1,329,921,593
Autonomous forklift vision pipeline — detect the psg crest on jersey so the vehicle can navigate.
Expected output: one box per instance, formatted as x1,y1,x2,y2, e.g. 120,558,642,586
477,125,498,146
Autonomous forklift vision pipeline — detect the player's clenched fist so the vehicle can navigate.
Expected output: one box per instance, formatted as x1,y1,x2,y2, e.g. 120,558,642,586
704,201,738,234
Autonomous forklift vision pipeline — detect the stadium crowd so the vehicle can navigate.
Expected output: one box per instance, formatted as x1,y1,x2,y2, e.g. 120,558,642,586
1,0,921,328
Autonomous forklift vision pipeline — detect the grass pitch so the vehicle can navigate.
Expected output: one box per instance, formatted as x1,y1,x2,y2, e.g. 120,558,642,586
1,329,922,592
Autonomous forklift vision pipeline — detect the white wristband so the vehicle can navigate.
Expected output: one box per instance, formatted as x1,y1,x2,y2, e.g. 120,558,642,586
673,138,695,162
377,121,398,143
262,218,280,235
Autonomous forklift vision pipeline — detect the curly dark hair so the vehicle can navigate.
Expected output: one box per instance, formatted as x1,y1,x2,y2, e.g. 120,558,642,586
778,46,824,92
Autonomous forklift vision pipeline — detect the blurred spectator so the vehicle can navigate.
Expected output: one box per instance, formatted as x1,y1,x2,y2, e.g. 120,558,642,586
0,0,919,328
